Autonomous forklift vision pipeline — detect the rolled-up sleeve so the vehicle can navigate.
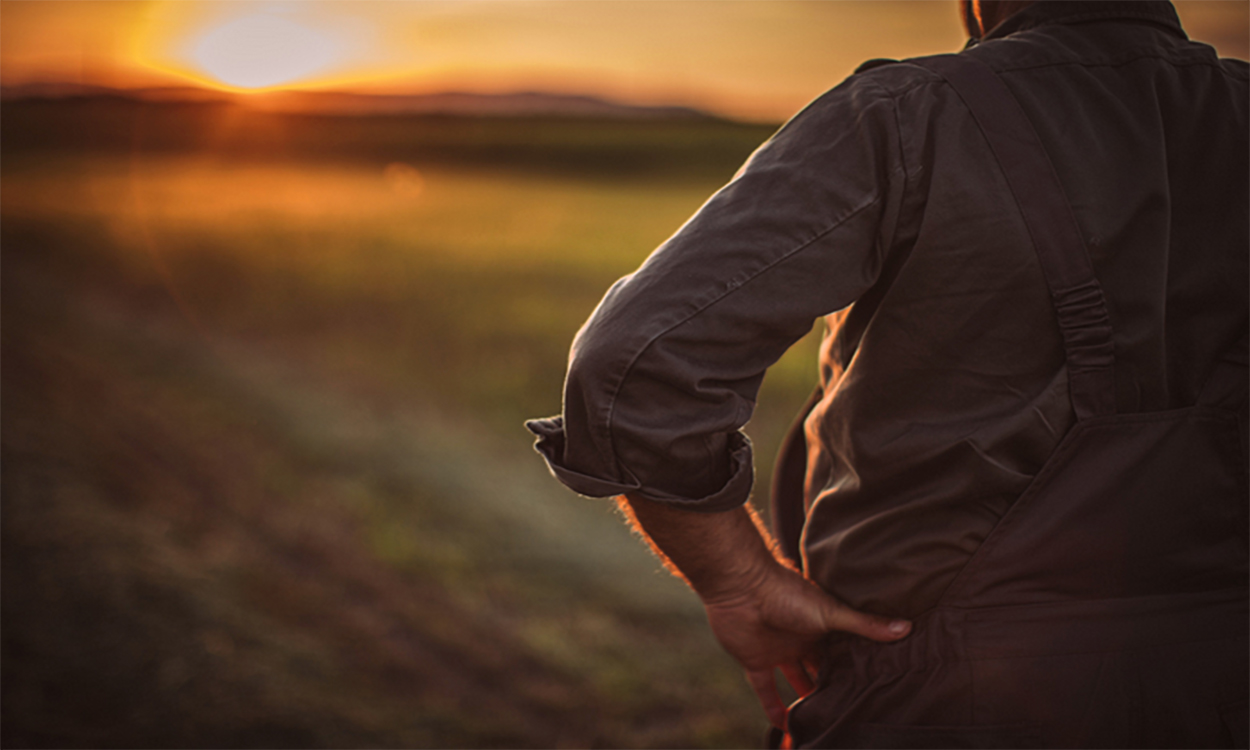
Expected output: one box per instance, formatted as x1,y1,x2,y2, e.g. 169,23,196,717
526,73,908,511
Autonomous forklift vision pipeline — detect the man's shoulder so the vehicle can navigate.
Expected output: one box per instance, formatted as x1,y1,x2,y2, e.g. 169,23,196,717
777,62,933,143
1219,57,1249,82
806,56,944,109
854,58,903,75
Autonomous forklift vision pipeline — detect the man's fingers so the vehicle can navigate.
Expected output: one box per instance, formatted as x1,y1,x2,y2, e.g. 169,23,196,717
820,599,912,642
780,662,815,697
745,668,788,729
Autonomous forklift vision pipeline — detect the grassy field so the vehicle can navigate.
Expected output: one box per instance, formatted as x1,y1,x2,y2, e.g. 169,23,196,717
2,100,822,748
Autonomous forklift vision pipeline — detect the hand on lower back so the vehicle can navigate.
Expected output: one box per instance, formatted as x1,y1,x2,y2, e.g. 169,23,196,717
615,495,911,730
701,561,912,729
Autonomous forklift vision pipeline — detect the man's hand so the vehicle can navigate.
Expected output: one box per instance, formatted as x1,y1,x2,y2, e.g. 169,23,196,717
618,494,911,729
701,556,910,728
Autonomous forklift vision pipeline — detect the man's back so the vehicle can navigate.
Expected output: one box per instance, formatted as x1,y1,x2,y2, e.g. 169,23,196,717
802,1,1248,617
785,5,1248,746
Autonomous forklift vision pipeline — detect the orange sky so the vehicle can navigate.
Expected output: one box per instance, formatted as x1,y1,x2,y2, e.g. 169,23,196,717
2,1,1246,121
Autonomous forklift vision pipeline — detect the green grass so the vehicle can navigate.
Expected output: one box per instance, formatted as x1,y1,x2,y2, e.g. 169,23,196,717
2,104,820,748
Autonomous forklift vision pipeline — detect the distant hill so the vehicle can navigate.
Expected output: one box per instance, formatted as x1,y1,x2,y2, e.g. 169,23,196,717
1,83,776,181
0,82,716,121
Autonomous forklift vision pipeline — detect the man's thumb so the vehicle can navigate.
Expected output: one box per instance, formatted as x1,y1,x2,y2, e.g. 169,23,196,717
819,597,911,642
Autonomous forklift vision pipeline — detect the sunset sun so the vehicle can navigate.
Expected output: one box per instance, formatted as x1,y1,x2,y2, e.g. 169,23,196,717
190,13,344,90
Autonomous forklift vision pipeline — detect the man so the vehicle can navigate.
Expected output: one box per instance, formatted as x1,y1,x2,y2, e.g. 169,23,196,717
527,1,1248,746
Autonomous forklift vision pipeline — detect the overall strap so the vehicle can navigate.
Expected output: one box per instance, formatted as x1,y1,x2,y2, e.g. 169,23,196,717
913,54,1117,419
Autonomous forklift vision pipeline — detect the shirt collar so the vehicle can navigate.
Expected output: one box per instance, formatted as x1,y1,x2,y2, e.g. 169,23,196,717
978,1,1187,43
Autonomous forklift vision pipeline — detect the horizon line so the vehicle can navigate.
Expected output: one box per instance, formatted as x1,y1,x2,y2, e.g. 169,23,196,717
0,79,785,124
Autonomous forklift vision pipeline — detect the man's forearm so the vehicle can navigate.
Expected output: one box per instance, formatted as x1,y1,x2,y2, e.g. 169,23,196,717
618,493,784,603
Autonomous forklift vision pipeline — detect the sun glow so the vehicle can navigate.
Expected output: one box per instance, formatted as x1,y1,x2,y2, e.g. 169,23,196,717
189,13,345,91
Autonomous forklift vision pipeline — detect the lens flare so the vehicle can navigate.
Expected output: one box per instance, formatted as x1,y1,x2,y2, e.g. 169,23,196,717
190,13,343,90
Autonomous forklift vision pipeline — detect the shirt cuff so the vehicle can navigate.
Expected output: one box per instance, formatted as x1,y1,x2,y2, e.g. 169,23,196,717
524,416,754,513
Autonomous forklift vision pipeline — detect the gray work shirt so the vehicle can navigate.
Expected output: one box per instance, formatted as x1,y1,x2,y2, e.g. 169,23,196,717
527,1,1248,617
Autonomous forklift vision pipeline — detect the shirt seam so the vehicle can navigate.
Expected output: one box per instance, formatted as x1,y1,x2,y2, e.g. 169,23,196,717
875,75,919,261
861,74,918,188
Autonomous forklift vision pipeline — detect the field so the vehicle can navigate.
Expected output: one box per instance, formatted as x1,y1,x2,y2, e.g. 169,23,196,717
1,99,822,748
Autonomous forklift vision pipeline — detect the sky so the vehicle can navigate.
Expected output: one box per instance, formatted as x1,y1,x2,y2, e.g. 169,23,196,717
2,1,1247,122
